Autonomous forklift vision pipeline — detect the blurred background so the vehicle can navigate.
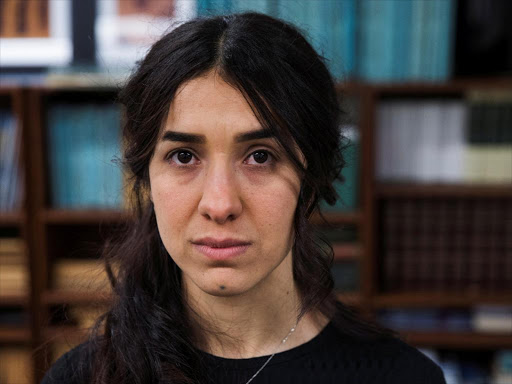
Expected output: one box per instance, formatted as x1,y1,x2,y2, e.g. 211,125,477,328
0,0,511,383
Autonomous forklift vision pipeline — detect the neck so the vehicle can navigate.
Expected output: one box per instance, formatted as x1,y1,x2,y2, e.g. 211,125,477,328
183,254,328,358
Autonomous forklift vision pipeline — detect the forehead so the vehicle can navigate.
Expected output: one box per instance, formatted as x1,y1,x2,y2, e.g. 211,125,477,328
163,71,261,136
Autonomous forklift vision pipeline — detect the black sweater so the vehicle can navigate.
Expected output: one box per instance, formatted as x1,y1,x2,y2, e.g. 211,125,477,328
42,321,446,384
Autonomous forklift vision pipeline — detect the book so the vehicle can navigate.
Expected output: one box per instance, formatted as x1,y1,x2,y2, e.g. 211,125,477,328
52,259,116,292
0,109,22,212
47,103,123,209
0,348,33,384
472,306,512,334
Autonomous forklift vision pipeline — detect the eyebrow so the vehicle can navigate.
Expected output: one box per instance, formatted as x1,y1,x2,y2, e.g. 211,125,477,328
161,128,274,144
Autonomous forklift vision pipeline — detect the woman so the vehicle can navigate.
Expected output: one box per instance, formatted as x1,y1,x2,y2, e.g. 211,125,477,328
42,12,445,384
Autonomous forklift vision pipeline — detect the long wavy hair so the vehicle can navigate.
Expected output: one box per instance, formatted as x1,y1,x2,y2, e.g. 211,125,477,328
85,12,395,384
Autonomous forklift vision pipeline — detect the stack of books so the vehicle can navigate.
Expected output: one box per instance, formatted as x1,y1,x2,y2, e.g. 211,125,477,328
0,109,23,212
47,103,123,209
466,91,512,183
0,238,28,296
376,93,512,184
0,347,33,384
380,198,512,292
52,258,115,293
378,306,512,333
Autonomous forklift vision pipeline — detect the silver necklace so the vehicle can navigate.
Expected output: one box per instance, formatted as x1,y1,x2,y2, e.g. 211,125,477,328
244,320,299,384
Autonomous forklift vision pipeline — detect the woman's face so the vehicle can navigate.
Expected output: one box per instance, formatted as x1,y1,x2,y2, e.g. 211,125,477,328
149,71,302,298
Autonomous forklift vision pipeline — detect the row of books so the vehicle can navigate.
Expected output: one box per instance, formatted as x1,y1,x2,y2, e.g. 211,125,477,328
47,103,123,209
0,237,28,296
420,349,512,384
378,306,512,333
0,347,33,384
197,0,455,81
52,258,114,293
380,198,512,292
358,0,454,82
376,97,512,183
0,110,23,212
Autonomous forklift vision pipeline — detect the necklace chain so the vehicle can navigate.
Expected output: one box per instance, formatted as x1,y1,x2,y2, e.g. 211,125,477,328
244,320,299,384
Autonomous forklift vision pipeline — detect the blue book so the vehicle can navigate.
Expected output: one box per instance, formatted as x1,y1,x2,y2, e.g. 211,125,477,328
75,106,89,208
374,0,395,81
83,104,97,207
436,0,455,80
359,0,395,81
47,105,65,208
0,111,8,210
197,0,233,16
339,0,356,79
357,0,373,80
320,0,356,80
409,0,425,80
232,0,268,13
99,104,122,208
392,0,412,81
421,0,437,80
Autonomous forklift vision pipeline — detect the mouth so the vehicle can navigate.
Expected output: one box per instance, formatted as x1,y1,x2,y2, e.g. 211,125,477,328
191,238,252,260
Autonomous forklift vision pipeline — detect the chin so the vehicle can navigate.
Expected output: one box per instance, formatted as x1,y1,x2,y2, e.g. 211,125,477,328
198,271,255,297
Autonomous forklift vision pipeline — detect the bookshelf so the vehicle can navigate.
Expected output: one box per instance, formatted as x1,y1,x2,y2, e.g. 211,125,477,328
0,78,511,383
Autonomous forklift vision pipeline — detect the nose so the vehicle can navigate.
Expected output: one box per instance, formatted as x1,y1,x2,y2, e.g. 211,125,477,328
198,160,243,224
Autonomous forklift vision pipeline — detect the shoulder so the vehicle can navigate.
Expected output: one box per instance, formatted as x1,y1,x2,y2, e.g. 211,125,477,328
325,324,446,383
41,341,94,384
376,337,446,384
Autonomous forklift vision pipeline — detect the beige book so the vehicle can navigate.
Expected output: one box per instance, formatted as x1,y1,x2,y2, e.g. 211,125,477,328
463,146,487,183
0,265,28,294
467,90,512,103
53,259,117,292
0,347,33,384
0,238,25,254
0,253,27,264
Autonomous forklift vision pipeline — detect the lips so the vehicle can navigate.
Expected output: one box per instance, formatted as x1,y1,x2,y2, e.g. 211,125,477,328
191,237,251,260
193,237,251,247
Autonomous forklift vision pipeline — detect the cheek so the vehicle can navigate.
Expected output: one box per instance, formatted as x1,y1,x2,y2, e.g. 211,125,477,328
245,180,299,235
150,174,197,252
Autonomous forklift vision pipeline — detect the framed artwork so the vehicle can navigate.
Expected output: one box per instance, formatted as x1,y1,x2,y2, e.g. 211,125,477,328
0,0,72,67
95,0,196,70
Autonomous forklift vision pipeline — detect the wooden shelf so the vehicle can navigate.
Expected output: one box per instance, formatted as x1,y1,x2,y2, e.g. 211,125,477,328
376,183,512,198
43,290,113,305
0,326,31,343
337,78,512,95
372,292,512,308
403,331,512,349
311,211,362,226
0,212,24,227
366,78,512,95
0,294,29,307
42,209,131,225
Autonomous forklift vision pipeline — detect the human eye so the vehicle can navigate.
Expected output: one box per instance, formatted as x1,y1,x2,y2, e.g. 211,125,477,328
165,149,200,167
244,149,276,167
